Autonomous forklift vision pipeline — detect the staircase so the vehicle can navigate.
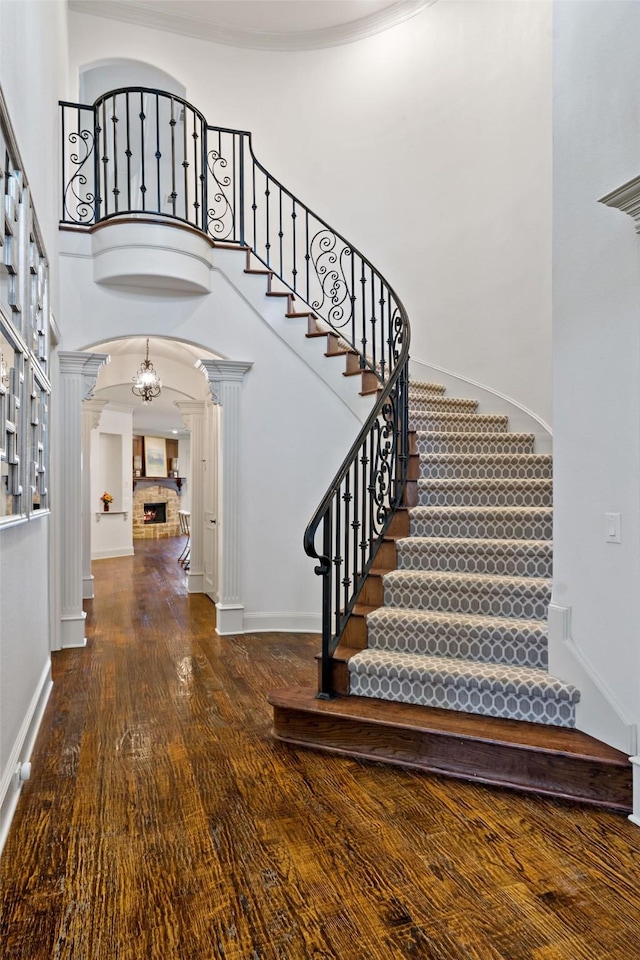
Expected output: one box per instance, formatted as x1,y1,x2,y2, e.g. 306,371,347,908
349,379,578,728
270,379,634,813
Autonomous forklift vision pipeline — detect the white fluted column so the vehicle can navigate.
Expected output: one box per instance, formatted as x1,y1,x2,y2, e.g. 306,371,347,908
58,352,109,647
176,401,206,594
198,360,252,635
82,400,107,599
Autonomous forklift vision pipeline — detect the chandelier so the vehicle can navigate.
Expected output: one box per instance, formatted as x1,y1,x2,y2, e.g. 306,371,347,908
132,339,162,404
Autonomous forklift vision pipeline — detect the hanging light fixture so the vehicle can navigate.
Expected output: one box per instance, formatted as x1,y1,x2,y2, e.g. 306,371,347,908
132,338,162,404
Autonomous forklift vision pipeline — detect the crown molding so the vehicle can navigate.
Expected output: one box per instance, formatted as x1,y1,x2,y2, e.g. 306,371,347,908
68,0,436,51
599,174,640,234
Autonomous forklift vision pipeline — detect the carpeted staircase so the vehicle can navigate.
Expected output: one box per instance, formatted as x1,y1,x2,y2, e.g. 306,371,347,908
269,382,633,812
347,379,581,728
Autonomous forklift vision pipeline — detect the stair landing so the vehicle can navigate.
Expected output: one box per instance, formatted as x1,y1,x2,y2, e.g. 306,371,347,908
268,686,633,814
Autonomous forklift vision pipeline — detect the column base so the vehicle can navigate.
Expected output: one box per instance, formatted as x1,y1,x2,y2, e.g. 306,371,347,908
215,603,244,635
82,575,95,600
187,571,205,593
60,612,87,649
630,756,640,828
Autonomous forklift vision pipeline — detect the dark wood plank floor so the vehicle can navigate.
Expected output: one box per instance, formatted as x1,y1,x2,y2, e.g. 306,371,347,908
1,538,639,960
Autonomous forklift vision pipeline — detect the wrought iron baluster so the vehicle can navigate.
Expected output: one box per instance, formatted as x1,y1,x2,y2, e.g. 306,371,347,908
351,253,357,363
265,173,271,266
192,110,199,226
125,92,132,211
305,210,310,304
60,107,65,220
370,264,377,376
334,488,342,645
360,261,367,367
139,92,146,212
343,472,351,617
111,93,119,214
291,198,297,293
169,97,176,216
200,120,208,233
251,160,257,252
238,134,245,246
102,99,109,217
155,93,161,213
318,510,334,699
93,105,101,221
278,187,283,279
182,103,188,221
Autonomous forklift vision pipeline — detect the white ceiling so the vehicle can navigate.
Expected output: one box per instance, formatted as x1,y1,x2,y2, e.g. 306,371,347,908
68,0,434,50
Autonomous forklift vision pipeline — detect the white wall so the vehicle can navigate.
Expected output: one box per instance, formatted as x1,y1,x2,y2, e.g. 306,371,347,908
551,0,640,748
59,244,361,628
90,408,134,559
67,0,553,423
0,0,68,854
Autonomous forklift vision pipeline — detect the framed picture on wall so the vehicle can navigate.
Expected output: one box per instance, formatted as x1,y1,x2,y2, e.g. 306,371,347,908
144,436,167,477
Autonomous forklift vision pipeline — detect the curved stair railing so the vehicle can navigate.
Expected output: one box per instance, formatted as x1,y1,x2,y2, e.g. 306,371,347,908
59,87,411,697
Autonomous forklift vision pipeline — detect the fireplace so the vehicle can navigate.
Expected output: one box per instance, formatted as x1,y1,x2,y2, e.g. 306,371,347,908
144,502,166,524
133,485,180,539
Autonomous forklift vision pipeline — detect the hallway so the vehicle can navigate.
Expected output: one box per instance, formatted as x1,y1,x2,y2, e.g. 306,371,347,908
0,540,639,960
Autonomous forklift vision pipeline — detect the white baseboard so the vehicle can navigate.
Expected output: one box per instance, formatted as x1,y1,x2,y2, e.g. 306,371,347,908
0,661,53,858
242,612,321,634
82,574,95,599
92,548,135,560
548,601,637,755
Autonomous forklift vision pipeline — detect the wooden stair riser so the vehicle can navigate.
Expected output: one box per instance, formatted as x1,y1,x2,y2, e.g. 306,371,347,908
269,692,632,813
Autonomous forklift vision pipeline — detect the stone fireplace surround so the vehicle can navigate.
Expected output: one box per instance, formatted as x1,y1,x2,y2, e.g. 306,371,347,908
133,483,180,539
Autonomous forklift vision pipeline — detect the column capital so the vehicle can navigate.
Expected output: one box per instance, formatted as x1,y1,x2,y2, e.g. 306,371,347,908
82,399,107,431
175,400,206,430
197,359,253,405
59,351,110,400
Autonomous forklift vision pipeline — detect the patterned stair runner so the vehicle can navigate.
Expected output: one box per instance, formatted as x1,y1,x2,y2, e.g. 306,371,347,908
348,380,580,727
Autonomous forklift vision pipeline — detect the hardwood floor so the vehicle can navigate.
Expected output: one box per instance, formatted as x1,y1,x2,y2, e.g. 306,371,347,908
1,538,639,960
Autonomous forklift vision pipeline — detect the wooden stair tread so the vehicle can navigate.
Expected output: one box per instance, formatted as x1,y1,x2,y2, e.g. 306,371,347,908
268,686,629,763
268,686,633,813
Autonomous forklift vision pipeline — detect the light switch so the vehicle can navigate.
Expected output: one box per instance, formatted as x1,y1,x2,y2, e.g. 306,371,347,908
606,512,621,543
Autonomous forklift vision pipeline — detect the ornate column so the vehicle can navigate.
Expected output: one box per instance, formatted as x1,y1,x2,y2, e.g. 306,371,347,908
58,352,109,648
175,401,206,594
198,360,252,635
82,399,107,599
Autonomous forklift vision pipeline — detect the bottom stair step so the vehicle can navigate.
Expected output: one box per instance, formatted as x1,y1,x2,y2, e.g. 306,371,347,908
348,649,579,727
267,686,633,813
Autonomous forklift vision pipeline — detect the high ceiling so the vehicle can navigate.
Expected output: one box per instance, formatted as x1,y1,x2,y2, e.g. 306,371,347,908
68,0,434,50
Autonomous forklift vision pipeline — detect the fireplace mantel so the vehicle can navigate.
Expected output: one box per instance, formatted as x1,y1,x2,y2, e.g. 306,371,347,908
132,476,184,494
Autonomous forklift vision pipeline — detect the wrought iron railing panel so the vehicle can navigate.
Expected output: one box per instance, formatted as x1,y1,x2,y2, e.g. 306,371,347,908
59,90,411,695
60,101,97,224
